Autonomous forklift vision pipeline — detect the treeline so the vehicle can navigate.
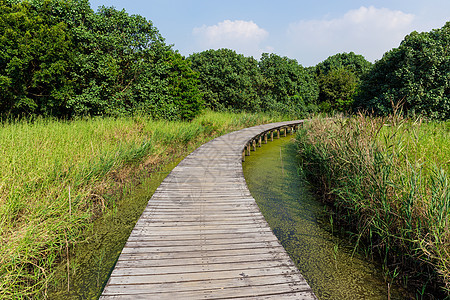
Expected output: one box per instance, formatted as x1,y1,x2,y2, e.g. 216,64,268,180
1,0,449,120
355,23,450,120
0,0,203,120
189,50,319,115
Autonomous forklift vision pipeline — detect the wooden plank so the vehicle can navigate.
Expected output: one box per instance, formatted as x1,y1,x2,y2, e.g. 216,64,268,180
120,241,283,254
139,205,260,211
102,274,308,295
114,252,292,268
101,283,312,299
125,231,281,242
102,277,312,298
130,221,268,229
139,211,262,217
148,195,254,200
110,260,296,277
148,194,253,198
106,266,300,285
142,206,256,211
148,196,254,201
101,290,315,300
101,120,315,299
143,202,259,207
139,210,257,216
129,228,273,237
231,292,317,300
132,216,265,222
131,223,272,230
135,217,264,223
118,247,291,261
136,217,260,223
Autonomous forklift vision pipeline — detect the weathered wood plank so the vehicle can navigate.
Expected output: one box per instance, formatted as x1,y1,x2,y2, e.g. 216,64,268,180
101,120,316,299
118,247,291,261
102,274,314,298
120,241,283,254
106,266,301,285
129,228,273,237
102,274,308,295
115,252,291,268
136,215,264,223
109,260,297,277
143,202,259,208
101,283,313,299
125,231,281,242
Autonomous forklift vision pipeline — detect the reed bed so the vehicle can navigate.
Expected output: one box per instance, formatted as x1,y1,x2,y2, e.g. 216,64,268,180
0,111,282,299
296,114,450,298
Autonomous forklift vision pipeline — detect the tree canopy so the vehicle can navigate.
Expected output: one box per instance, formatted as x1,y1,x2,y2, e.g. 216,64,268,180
188,50,319,116
0,0,203,120
188,49,263,112
354,22,450,120
314,52,371,112
258,53,319,114
0,0,73,116
315,52,372,78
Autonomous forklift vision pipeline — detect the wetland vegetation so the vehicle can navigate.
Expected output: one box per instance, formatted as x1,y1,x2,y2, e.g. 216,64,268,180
296,115,450,298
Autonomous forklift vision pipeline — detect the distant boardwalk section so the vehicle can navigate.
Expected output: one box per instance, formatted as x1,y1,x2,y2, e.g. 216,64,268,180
101,121,316,299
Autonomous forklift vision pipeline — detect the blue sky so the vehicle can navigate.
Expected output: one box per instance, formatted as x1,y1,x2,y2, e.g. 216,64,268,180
88,0,449,66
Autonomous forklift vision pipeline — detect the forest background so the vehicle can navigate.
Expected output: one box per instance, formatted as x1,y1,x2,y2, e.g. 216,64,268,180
1,0,449,121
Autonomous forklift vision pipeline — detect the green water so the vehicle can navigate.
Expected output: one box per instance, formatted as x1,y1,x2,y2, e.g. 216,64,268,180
243,136,407,300
49,159,182,299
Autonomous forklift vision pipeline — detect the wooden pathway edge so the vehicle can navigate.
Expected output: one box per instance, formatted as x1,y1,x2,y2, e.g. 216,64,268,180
100,120,317,300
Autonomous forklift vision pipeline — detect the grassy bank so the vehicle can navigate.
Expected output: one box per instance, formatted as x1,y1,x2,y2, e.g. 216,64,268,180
296,114,450,298
0,111,286,299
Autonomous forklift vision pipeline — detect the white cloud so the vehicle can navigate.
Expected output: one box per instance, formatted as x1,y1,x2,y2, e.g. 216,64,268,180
287,6,415,65
192,20,271,58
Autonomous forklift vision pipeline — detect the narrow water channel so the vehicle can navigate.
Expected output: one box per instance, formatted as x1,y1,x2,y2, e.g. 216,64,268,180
243,135,406,300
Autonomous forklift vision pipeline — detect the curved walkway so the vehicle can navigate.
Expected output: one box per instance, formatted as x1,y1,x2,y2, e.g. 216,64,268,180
100,120,316,299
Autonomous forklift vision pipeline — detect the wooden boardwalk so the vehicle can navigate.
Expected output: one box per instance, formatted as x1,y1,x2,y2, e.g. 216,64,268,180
100,121,316,299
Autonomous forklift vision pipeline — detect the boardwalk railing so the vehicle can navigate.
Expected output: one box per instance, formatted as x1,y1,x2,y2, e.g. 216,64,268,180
241,123,302,162
100,120,316,299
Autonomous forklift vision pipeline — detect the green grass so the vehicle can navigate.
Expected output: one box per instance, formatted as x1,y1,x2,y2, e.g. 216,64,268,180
296,114,450,298
0,110,287,299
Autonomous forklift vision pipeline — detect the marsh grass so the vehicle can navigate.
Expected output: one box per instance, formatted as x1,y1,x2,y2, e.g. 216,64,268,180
296,114,450,298
0,110,283,299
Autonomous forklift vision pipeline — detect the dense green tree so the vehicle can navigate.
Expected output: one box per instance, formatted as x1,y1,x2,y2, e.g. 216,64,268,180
258,53,318,114
64,4,203,119
189,50,318,116
0,0,203,120
317,67,358,112
188,49,264,111
355,22,450,120
314,52,371,112
132,49,203,120
315,52,372,78
0,0,75,116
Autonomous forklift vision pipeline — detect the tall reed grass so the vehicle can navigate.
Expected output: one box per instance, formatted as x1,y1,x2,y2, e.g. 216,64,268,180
0,110,283,299
296,114,450,298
